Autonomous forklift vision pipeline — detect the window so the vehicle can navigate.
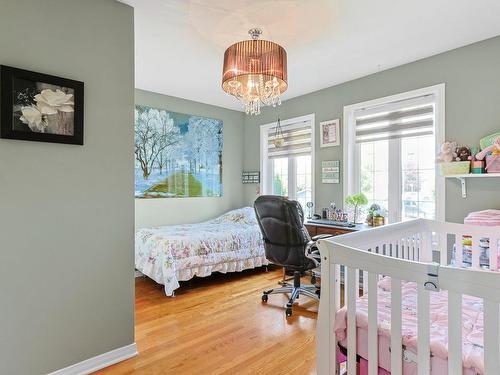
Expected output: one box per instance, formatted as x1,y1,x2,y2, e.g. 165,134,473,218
344,85,445,223
261,114,315,210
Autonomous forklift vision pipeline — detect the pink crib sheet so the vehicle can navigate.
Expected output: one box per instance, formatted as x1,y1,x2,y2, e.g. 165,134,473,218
335,278,485,374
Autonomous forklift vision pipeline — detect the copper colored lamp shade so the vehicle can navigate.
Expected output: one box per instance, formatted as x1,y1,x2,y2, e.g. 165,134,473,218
222,28,287,115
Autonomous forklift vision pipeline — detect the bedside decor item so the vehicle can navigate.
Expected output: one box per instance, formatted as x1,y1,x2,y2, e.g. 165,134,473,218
319,119,340,147
242,171,260,184
135,105,223,198
322,160,340,183
345,193,368,224
0,65,84,145
222,28,287,115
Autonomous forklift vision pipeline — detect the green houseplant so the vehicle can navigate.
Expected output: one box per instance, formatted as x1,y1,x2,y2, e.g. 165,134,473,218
345,193,368,224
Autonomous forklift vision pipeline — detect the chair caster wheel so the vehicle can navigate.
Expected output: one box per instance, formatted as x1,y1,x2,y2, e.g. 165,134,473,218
316,290,321,298
285,308,293,317
311,276,317,284
261,294,268,302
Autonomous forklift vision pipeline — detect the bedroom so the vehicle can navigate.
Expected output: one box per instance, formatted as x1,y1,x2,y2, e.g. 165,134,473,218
2,1,500,374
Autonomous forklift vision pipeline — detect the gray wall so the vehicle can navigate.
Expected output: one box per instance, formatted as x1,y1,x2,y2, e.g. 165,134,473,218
135,89,246,229
0,1,135,374
243,35,500,223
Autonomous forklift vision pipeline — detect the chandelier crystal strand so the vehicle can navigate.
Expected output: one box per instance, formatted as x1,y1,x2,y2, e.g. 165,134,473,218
222,29,287,115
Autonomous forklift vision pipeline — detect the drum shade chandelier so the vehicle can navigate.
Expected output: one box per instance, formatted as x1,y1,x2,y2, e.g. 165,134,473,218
222,28,287,115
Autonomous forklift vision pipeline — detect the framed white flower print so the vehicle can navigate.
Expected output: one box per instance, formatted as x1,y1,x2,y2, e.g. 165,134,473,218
0,65,84,145
319,119,340,147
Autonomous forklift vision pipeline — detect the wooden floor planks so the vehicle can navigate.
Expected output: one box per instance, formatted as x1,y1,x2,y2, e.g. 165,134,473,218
97,268,318,374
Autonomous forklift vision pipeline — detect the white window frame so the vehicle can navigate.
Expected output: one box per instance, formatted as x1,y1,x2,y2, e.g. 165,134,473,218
343,84,445,222
260,113,316,206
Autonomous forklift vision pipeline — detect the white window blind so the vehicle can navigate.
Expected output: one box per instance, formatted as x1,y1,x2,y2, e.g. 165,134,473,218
354,95,435,143
267,120,312,159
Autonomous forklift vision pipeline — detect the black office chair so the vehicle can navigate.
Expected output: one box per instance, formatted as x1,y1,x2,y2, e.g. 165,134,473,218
254,195,332,317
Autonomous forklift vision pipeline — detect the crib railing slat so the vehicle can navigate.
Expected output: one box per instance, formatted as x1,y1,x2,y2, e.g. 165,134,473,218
455,234,463,268
346,267,357,375
490,237,498,272
368,272,378,375
417,284,430,375
448,291,462,375
391,277,402,375
484,299,500,375
472,237,480,269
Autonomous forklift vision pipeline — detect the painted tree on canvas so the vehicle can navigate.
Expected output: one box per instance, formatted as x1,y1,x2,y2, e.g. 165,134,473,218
134,107,180,179
134,105,223,198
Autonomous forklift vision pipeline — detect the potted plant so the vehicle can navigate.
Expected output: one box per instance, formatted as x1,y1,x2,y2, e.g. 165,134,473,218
345,193,368,224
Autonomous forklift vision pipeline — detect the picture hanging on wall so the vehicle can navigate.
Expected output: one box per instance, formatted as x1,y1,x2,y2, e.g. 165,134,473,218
319,118,340,147
135,105,223,198
0,65,84,145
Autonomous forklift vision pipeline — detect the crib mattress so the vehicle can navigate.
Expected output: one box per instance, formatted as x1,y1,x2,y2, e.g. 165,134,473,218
335,278,485,374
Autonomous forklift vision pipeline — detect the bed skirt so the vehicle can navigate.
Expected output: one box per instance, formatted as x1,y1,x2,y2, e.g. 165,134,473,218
137,254,269,296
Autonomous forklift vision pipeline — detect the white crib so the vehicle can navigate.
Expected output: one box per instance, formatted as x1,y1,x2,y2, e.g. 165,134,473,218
316,219,500,375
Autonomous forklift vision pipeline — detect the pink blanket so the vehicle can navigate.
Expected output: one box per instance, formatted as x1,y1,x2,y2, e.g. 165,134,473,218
335,278,485,374
464,209,500,226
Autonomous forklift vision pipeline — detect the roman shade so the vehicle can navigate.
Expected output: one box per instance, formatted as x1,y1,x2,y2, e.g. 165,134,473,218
267,120,312,159
354,94,435,143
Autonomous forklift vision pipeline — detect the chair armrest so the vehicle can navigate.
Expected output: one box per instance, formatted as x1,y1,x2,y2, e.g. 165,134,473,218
312,234,334,241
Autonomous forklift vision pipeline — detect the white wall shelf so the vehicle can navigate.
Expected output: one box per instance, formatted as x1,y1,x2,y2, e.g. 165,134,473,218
444,173,500,198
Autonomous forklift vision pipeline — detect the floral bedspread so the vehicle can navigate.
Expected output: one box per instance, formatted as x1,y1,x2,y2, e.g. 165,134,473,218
135,207,267,296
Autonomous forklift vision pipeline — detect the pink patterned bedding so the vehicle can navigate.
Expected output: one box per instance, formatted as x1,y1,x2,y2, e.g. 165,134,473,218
335,278,485,374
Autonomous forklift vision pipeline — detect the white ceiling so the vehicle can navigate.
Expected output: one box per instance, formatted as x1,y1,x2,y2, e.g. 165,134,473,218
121,0,500,111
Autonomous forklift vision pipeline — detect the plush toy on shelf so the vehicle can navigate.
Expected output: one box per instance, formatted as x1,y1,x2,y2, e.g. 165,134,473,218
436,141,458,163
475,136,500,173
455,146,471,162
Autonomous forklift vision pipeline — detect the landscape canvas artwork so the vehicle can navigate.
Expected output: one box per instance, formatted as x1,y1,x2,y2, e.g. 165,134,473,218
0,65,84,145
135,105,223,198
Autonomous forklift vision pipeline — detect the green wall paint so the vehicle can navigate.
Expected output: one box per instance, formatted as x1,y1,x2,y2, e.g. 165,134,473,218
0,1,135,373
243,35,500,223
135,89,246,229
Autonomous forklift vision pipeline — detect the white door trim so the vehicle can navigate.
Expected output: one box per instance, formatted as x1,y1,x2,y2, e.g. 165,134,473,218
47,343,138,375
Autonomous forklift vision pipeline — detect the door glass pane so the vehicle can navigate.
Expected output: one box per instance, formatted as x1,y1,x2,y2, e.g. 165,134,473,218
272,158,288,196
359,140,389,214
295,155,312,210
401,135,436,221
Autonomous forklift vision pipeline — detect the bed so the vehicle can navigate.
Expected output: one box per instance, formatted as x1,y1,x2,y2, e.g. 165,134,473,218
135,207,267,296
316,219,500,375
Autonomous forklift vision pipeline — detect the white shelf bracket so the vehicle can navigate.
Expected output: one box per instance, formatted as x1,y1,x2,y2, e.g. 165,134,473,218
457,177,467,198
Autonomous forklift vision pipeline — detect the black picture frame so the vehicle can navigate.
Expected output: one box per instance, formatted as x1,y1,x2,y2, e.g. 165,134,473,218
0,65,84,145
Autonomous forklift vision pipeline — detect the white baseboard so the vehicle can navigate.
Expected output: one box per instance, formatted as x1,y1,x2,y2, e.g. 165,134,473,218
48,343,138,375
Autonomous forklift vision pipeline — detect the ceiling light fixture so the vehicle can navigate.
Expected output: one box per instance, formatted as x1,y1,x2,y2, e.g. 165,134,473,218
222,28,287,115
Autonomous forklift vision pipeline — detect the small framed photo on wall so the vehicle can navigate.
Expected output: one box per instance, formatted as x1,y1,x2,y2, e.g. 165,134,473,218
319,119,340,147
0,65,84,145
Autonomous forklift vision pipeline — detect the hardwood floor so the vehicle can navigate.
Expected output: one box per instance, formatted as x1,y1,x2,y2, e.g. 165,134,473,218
97,268,318,374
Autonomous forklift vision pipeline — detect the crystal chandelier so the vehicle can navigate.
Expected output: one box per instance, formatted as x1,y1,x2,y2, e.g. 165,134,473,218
222,28,287,115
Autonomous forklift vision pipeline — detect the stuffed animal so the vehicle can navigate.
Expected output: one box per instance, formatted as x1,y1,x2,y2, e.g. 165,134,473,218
455,146,471,162
437,141,458,163
475,136,500,160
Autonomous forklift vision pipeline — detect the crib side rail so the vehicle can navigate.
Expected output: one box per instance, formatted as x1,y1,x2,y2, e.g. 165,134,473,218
317,237,500,375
